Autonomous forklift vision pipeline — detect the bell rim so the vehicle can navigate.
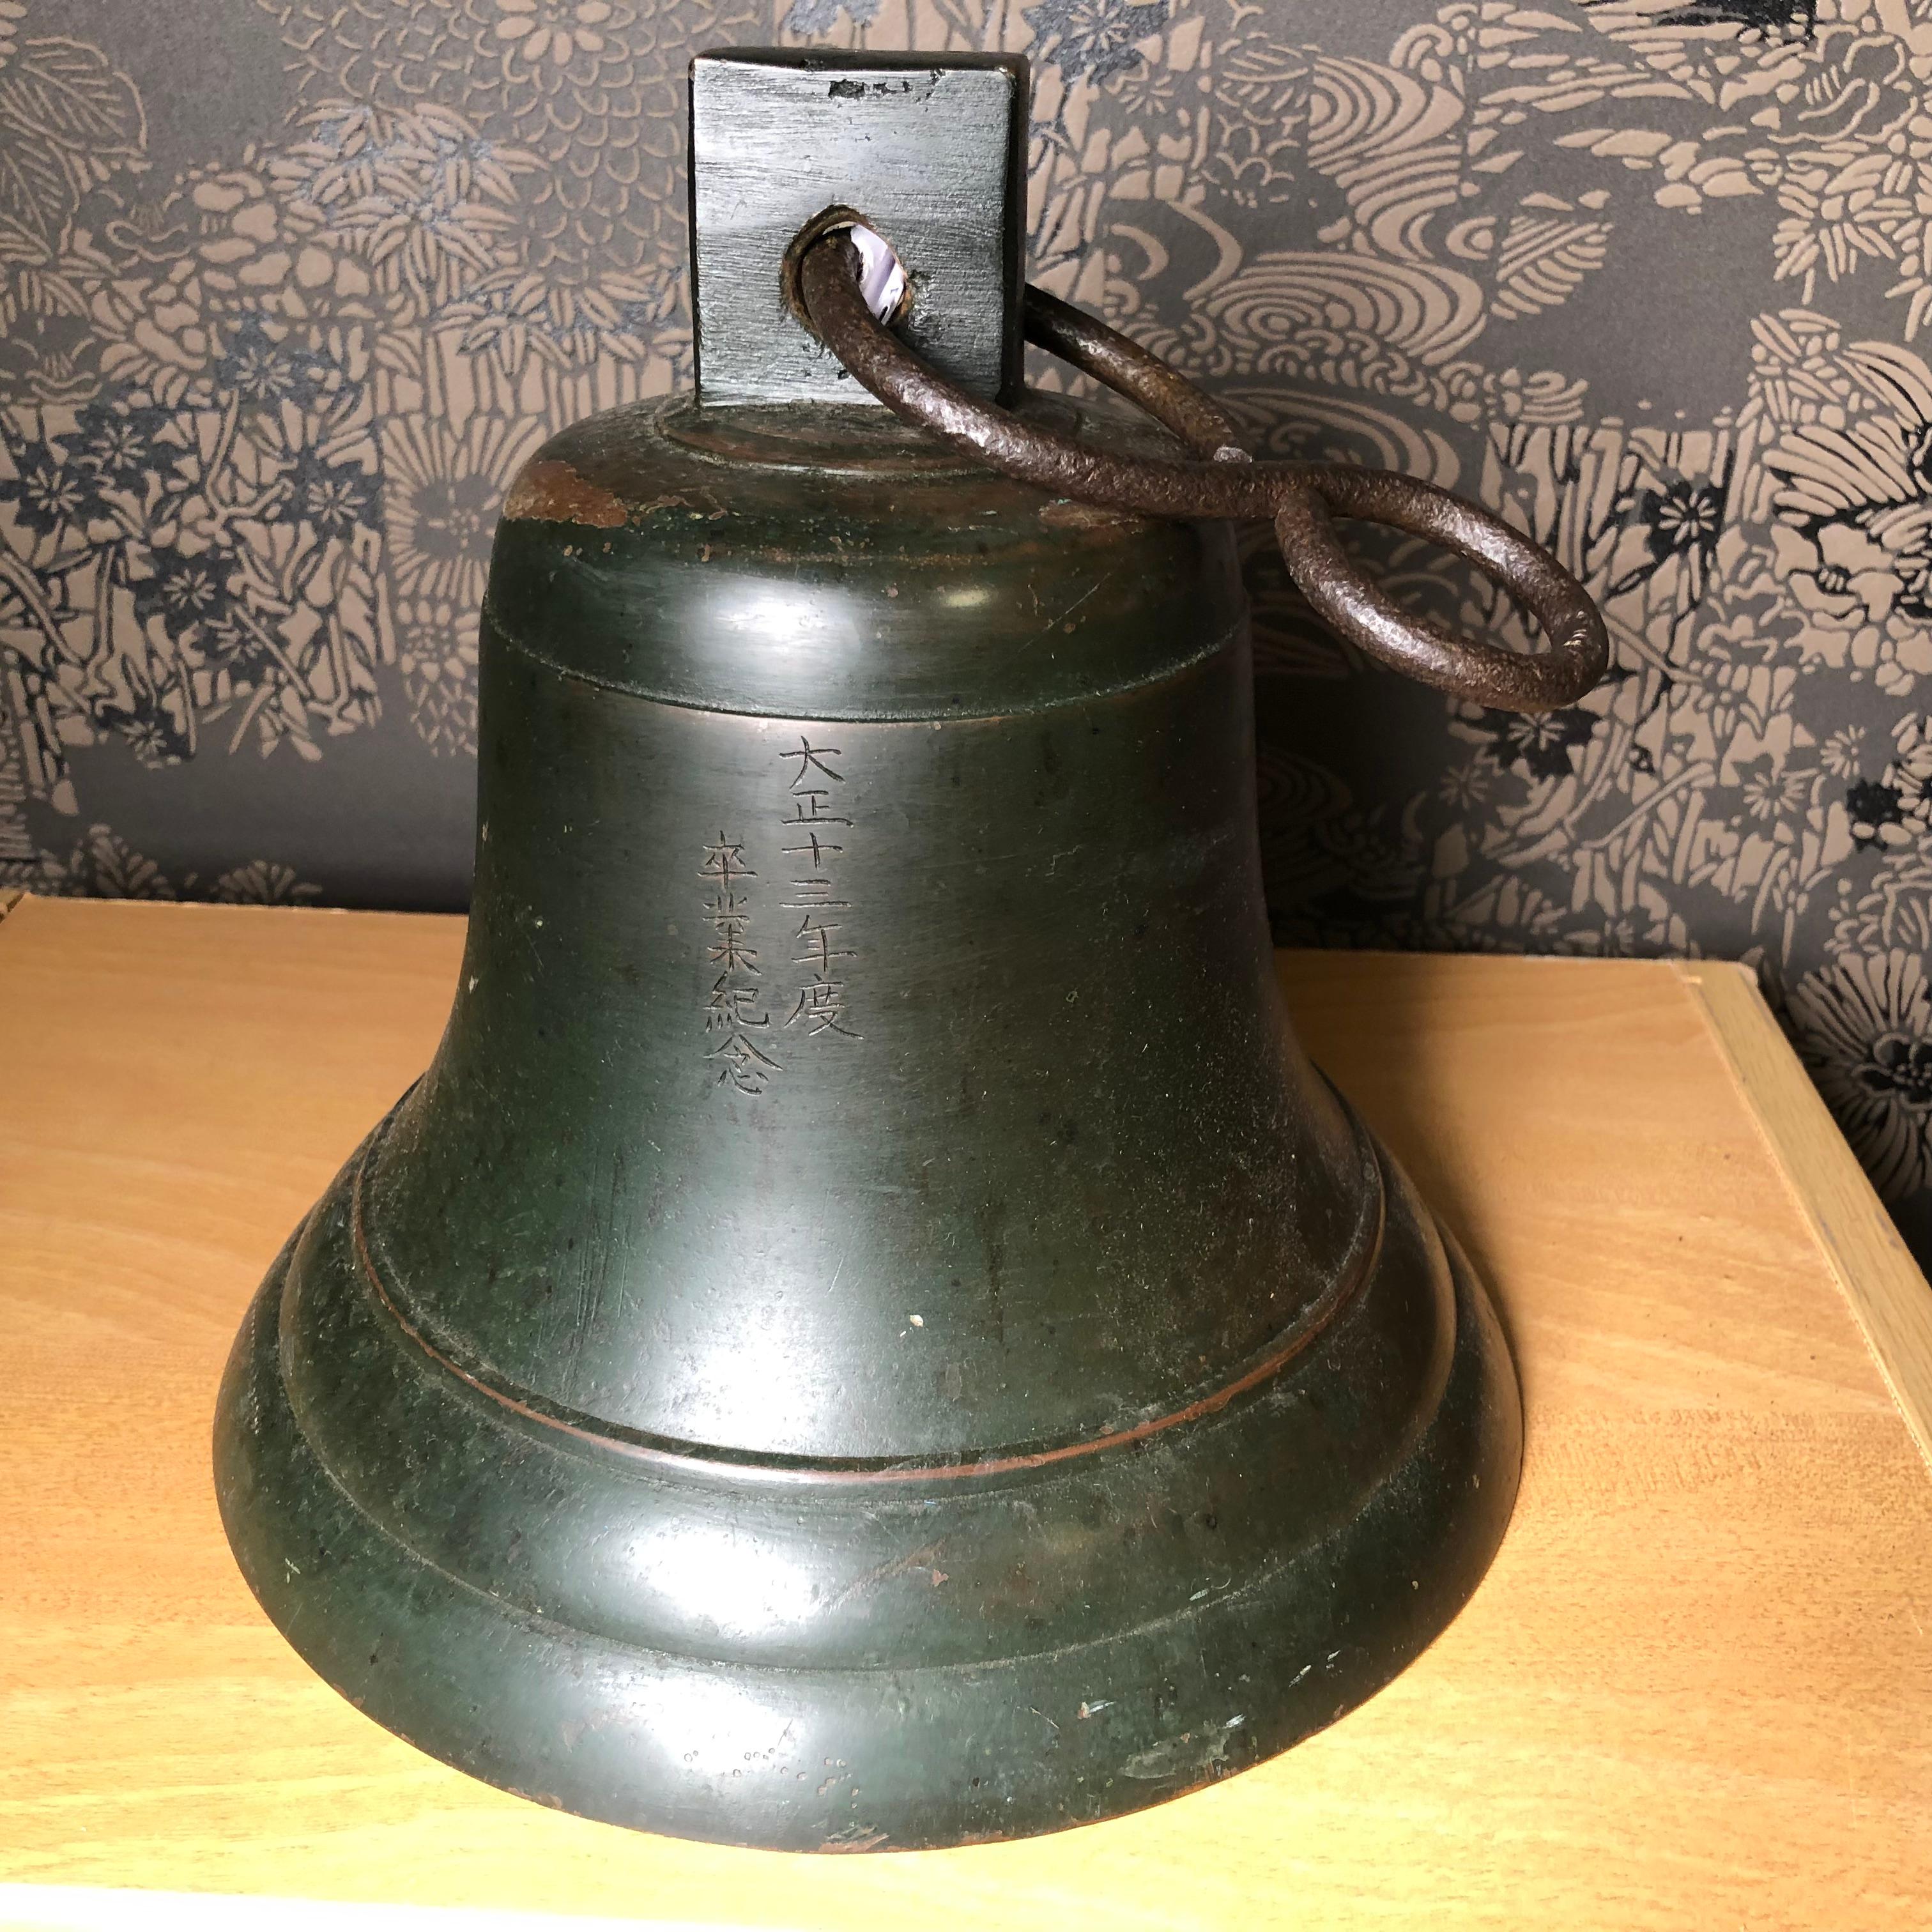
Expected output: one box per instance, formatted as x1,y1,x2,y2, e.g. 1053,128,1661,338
214,1190,1521,1852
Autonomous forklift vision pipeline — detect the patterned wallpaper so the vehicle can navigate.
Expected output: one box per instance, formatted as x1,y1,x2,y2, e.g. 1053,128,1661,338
4,1,1932,1263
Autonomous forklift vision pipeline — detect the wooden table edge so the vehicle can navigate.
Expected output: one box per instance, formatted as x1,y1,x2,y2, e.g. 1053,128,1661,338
1672,958,1932,1478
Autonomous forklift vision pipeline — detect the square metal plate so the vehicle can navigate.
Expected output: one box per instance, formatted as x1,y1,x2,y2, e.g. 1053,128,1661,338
689,49,1025,408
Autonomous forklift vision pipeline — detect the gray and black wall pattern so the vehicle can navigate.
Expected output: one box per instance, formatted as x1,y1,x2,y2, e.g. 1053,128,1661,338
4,0,1932,1263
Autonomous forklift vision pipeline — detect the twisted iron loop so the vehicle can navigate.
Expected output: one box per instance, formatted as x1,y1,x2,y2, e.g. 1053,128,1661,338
799,233,1609,715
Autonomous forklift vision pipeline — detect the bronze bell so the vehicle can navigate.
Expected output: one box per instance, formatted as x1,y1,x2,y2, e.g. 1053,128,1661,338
214,48,1607,1851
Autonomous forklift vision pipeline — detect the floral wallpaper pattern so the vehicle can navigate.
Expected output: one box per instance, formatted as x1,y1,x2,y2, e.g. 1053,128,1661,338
3,0,1932,1263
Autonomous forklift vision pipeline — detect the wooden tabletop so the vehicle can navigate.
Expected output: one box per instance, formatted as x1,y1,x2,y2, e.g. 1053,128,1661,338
3,895,1929,1929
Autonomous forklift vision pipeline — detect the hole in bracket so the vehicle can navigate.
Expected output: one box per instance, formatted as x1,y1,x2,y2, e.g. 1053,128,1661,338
782,206,910,336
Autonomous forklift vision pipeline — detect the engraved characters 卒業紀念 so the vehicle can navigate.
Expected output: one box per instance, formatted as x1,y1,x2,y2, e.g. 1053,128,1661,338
700,830,779,1093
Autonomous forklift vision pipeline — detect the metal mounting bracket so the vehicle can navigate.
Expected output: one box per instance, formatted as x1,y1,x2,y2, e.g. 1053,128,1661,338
688,47,1026,408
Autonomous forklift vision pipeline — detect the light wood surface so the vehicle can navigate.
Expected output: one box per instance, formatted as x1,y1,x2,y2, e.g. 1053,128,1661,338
2,896,1928,1929
1674,960,1932,1477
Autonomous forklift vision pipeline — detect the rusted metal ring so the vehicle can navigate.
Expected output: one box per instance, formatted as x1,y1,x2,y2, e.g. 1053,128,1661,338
800,233,1609,714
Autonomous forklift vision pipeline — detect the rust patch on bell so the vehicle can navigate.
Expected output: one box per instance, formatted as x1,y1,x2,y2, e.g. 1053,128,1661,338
504,458,627,530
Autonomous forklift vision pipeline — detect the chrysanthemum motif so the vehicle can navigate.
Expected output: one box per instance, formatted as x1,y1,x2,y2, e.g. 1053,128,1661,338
1732,751,1816,830
1025,0,1169,87
73,396,176,496
491,0,613,69
1820,725,1869,781
383,415,532,608
266,0,766,277
1599,470,1729,608
381,413,545,751
0,447,88,540
1480,707,1602,784
129,543,247,692
1645,477,1726,567
281,446,381,544
1791,950,1932,1201
0,1,26,68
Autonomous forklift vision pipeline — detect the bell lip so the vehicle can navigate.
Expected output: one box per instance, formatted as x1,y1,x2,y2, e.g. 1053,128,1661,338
213,1205,1521,1853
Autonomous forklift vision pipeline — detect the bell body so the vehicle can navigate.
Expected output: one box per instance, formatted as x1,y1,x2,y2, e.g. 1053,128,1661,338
215,394,1520,1850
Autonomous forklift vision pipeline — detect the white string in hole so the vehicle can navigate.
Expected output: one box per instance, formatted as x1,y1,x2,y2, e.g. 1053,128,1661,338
844,224,908,325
